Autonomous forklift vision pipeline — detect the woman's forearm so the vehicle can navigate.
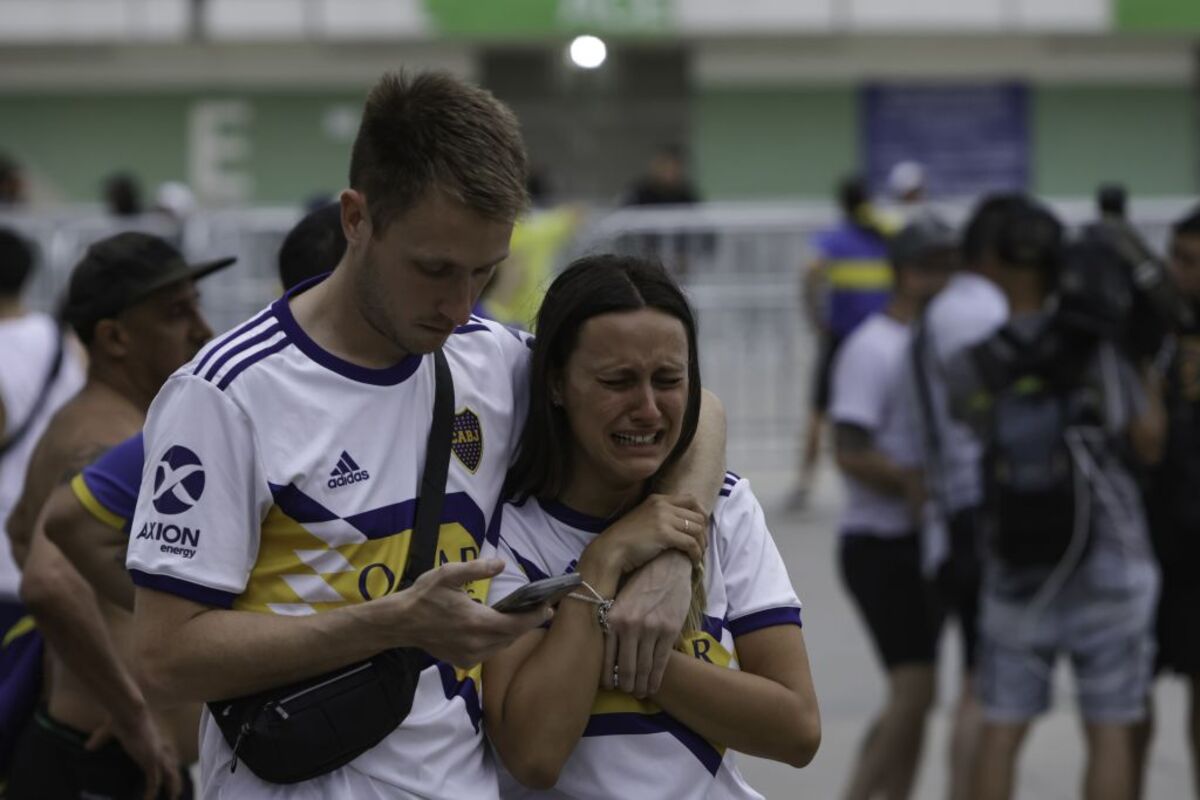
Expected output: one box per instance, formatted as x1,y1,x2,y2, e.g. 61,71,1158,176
650,646,820,768
488,555,620,788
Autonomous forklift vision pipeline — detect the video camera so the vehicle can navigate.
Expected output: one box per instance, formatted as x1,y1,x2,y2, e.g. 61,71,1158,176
1055,188,1193,359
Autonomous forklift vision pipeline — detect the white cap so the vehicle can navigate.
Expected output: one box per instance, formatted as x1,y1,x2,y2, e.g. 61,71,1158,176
887,161,926,198
155,181,196,219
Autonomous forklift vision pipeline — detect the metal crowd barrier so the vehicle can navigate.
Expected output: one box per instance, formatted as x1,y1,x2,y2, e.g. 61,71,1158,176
569,198,1197,468
2,197,1196,468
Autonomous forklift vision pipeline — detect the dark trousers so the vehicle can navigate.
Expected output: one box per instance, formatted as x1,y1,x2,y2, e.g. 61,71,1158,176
6,708,193,800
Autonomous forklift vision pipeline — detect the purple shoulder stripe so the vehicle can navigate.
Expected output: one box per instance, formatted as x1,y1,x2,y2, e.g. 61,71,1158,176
192,308,273,377
203,323,283,382
216,338,291,391
130,570,238,609
727,607,802,637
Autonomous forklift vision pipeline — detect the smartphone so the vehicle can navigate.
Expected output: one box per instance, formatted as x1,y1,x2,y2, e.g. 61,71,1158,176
491,573,583,614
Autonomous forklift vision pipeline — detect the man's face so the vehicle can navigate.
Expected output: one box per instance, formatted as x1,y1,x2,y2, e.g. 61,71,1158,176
650,154,683,186
1170,233,1200,301
348,190,513,356
118,280,213,389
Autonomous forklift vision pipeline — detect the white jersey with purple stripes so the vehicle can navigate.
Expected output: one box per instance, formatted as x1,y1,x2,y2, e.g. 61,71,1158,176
484,472,802,800
126,276,532,799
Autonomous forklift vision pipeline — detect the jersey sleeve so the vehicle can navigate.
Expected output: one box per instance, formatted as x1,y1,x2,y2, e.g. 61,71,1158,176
713,478,802,637
829,327,887,431
126,375,270,608
492,322,534,450
72,431,146,533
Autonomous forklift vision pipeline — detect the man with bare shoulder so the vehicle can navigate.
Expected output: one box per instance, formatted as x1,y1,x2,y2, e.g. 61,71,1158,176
5,232,231,799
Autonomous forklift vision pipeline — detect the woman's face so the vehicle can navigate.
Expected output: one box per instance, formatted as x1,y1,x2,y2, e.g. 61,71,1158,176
557,308,690,500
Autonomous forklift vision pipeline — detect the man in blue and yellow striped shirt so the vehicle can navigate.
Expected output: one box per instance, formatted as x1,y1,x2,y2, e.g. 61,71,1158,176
794,176,894,506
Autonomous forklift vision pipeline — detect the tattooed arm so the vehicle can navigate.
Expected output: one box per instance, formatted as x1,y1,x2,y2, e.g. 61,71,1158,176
44,482,136,610
6,434,110,568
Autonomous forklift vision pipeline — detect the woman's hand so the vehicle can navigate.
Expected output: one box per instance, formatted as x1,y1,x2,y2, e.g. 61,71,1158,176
584,494,706,579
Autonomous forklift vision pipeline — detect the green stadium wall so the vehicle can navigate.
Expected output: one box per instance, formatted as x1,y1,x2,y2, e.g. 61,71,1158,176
0,90,362,207
694,83,1198,199
1032,85,1197,196
0,83,1194,205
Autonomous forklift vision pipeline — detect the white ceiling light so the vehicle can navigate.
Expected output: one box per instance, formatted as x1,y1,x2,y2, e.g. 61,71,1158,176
569,35,607,69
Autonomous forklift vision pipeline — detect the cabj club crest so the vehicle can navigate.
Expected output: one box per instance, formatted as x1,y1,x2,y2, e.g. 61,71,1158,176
451,408,483,473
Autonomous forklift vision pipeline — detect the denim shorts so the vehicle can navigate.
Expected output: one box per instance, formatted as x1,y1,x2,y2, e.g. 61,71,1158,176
976,554,1159,724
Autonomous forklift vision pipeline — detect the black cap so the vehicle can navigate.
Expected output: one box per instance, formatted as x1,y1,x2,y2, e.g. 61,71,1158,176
888,214,957,268
60,232,235,337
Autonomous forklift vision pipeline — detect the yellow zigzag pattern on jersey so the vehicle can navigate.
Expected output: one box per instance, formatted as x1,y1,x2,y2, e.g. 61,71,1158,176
233,506,488,616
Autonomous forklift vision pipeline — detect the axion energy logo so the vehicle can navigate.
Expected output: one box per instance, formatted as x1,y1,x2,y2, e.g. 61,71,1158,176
152,445,207,515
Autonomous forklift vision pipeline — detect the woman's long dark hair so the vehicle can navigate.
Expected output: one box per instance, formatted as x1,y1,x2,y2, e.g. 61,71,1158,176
506,253,703,506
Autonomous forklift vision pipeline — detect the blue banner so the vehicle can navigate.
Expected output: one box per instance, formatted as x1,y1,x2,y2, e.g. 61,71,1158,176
861,82,1030,198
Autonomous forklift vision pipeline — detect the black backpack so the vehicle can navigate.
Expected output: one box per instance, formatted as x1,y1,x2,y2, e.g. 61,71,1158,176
969,323,1101,568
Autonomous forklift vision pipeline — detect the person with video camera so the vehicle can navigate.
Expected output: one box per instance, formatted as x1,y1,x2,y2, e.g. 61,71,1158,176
941,198,1165,800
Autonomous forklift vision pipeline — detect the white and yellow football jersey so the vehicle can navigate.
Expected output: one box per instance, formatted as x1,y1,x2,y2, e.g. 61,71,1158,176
484,472,802,800
128,280,532,799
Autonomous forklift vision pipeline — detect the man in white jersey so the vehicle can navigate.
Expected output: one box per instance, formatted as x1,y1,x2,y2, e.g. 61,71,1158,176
0,228,84,624
130,71,725,799
831,218,953,800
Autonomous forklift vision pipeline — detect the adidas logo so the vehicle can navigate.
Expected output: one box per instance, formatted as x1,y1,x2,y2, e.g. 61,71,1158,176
327,451,370,489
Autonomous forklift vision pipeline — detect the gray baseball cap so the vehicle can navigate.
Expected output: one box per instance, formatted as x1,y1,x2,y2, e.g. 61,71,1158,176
888,214,958,268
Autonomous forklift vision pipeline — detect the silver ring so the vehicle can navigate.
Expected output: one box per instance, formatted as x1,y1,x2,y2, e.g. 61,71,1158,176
684,518,691,534
612,664,620,688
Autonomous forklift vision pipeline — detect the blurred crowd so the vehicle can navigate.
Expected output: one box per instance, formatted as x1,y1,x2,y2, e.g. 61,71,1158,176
0,114,1198,800
799,171,1200,799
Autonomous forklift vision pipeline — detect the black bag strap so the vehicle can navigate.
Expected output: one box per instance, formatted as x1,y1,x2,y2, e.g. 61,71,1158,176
910,314,943,458
0,330,65,459
400,349,454,590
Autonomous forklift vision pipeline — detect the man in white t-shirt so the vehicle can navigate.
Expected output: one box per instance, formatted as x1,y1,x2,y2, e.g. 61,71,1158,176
830,217,954,800
901,195,1016,799
0,228,84,623
129,71,725,799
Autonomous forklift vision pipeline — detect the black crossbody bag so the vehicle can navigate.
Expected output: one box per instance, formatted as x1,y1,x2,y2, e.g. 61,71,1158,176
208,350,455,784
